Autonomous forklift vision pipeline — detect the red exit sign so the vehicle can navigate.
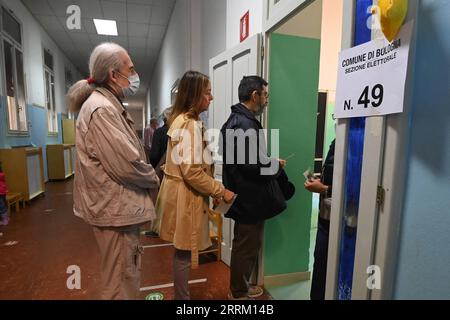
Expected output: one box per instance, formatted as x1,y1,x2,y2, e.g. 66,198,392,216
240,11,249,42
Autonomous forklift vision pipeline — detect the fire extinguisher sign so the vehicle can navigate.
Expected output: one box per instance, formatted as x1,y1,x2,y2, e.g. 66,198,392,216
240,11,249,43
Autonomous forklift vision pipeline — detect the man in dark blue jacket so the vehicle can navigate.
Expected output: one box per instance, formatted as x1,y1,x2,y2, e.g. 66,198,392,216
149,108,171,171
220,76,286,300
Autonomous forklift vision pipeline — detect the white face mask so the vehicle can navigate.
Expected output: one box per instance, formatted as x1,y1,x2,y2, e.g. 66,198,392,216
116,72,140,97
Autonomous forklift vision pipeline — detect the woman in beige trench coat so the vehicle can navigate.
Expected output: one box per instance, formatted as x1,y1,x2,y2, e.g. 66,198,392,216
156,71,235,300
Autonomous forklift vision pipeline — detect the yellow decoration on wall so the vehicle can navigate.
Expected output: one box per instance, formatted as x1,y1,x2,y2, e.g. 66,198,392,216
378,0,408,42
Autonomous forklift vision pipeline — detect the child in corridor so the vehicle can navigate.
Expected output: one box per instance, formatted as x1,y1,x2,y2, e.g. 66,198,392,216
0,163,9,226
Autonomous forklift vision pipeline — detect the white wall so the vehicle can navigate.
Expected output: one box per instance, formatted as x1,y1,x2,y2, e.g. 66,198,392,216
0,0,82,180
226,0,263,49
275,0,322,39
128,108,144,132
149,0,264,118
149,0,191,118
149,0,227,118
273,0,342,98
190,0,202,74
393,0,450,299
318,0,343,99
201,0,227,75
2,0,82,114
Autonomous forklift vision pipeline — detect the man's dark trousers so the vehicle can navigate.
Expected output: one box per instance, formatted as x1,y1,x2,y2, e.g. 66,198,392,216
230,221,264,298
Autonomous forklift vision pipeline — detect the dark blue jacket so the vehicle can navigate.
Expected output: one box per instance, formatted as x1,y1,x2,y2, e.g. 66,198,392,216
321,139,335,197
219,103,284,224
149,124,169,169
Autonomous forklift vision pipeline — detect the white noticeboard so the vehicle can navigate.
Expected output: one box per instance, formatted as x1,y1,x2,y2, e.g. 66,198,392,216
335,21,414,119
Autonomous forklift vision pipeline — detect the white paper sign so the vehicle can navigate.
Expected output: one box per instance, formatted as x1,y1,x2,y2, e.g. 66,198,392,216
335,21,414,119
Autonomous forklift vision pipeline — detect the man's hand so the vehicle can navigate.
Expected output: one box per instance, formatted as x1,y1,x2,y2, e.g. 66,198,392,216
304,178,328,194
279,159,286,170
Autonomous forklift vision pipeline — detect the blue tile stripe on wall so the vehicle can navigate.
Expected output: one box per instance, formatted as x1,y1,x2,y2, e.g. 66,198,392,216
337,0,373,300
0,96,62,182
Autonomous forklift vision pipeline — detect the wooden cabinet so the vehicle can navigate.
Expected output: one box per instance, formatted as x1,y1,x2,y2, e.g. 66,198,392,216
62,119,75,145
46,144,75,180
0,147,45,201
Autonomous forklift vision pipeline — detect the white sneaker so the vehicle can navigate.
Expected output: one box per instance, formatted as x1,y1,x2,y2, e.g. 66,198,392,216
247,286,264,298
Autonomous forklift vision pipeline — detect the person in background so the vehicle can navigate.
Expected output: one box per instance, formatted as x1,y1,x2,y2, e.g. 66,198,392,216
144,118,159,160
150,107,172,173
66,42,160,300
156,71,235,300
304,139,335,300
0,162,9,226
144,107,172,237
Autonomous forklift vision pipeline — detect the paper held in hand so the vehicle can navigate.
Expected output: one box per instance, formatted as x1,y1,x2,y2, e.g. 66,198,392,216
213,194,238,215
303,168,314,181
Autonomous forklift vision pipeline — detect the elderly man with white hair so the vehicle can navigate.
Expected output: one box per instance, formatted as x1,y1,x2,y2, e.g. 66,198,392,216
66,43,160,300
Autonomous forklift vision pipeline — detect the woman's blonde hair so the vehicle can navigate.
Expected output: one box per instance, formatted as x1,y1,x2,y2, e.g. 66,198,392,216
168,71,210,127
66,42,127,113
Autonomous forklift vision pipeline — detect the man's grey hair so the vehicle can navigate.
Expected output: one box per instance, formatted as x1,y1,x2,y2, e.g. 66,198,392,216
66,42,128,112
163,107,173,120
89,42,127,85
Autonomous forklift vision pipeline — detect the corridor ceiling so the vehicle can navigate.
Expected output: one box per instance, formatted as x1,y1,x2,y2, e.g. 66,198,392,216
21,0,176,109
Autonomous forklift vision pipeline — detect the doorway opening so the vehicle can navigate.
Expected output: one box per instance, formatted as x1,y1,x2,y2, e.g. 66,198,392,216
263,0,343,300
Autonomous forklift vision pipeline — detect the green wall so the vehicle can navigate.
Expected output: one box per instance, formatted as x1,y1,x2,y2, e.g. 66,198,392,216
264,33,321,275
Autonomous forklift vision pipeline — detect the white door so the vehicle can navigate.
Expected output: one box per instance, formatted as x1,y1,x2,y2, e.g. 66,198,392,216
264,0,312,32
208,34,261,266
325,1,419,300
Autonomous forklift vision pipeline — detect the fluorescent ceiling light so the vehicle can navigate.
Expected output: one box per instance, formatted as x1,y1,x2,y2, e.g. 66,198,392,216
93,19,118,36
123,103,129,106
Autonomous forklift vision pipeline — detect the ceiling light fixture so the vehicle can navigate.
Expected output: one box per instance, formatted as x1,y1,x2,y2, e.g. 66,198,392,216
93,19,118,36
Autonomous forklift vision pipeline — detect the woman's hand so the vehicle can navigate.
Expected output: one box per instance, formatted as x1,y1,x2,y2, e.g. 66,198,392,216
213,198,221,207
223,189,235,203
